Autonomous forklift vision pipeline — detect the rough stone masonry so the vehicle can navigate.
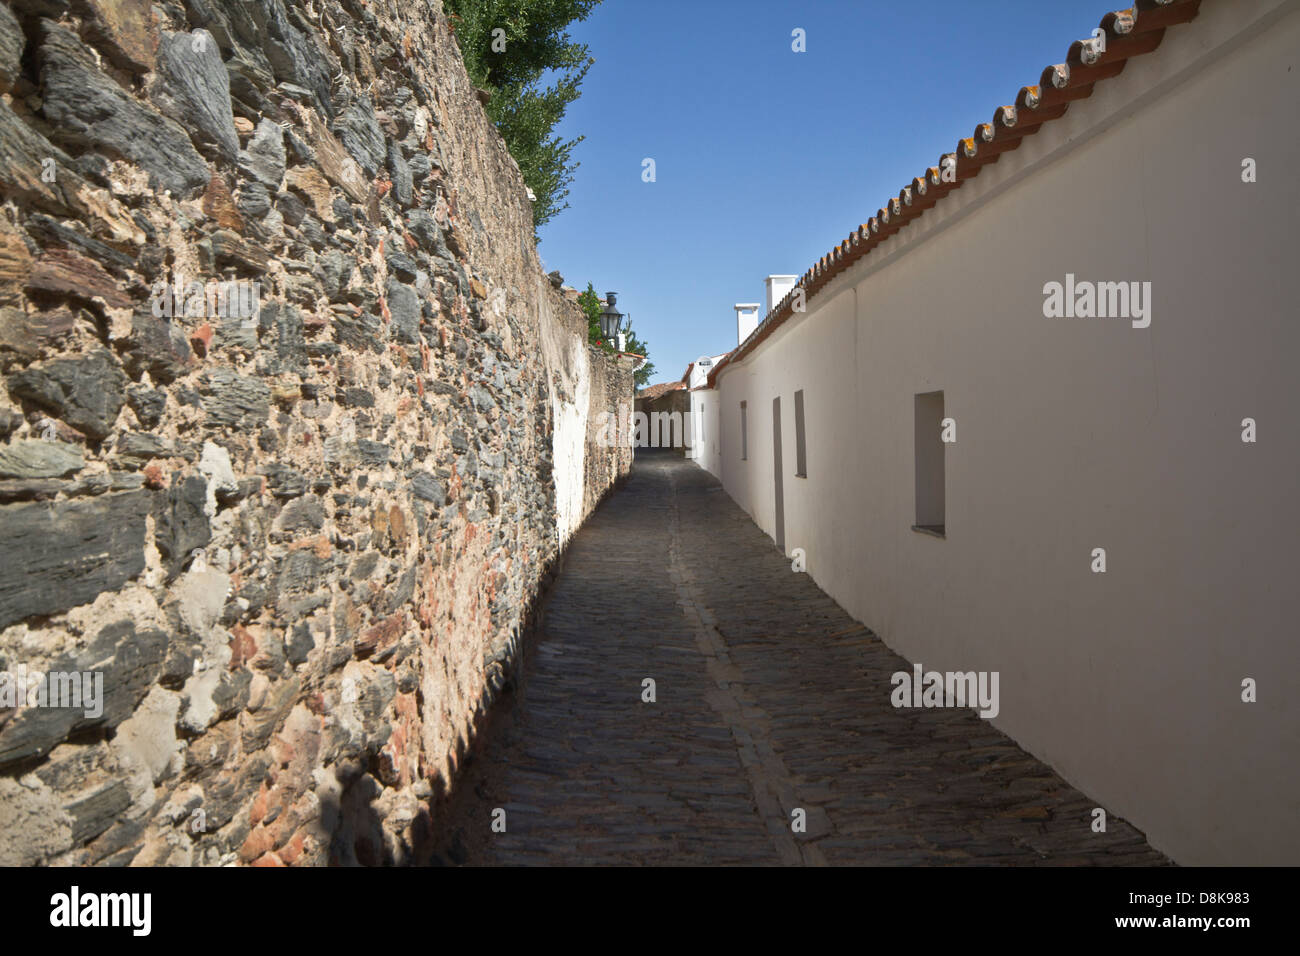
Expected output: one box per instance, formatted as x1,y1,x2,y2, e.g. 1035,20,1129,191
0,0,632,865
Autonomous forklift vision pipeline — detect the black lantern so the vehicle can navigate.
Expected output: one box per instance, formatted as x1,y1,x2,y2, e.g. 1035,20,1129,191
599,292,623,342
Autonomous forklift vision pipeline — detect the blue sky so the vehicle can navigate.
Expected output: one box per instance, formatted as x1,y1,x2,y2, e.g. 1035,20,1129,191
534,0,1117,384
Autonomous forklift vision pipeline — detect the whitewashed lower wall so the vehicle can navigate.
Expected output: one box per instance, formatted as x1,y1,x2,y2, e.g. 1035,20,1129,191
712,0,1300,865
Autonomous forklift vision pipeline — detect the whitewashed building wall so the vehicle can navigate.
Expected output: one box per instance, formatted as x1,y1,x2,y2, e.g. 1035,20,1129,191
705,0,1300,865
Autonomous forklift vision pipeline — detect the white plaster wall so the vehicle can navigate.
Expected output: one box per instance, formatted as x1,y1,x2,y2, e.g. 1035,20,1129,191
535,277,592,546
691,388,724,476
687,355,729,468
715,0,1300,865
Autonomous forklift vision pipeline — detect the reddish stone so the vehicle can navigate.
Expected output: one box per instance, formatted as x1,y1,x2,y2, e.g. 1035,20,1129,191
285,166,337,222
279,831,306,865
202,172,243,231
81,0,158,73
269,734,296,769
190,323,212,358
229,624,257,670
357,612,405,658
379,727,405,785
250,852,285,867
0,225,33,306
265,799,301,848
142,462,167,489
300,108,369,203
26,248,132,308
248,782,269,826
290,535,331,559
395,692,418,722
238,826,274,863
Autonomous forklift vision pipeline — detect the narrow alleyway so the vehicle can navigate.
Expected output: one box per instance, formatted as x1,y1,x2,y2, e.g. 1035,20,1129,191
442,452,1168,865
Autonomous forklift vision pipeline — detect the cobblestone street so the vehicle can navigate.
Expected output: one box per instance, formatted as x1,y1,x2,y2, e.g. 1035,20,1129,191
445,452,1168,865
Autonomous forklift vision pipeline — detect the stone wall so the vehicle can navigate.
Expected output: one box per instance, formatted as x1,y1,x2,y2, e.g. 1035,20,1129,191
635,389,690,455
0,0,631,865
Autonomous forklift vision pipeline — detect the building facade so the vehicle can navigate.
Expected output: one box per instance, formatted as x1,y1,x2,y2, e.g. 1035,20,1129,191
634,381,690,454
683,354,728,469
696,0,1299,865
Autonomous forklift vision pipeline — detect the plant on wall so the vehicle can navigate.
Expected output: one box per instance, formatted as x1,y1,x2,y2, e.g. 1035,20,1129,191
577,282,655,387
448,0,601,233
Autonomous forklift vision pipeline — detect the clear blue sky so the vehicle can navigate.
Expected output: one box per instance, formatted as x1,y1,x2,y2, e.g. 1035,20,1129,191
535,0,1116,385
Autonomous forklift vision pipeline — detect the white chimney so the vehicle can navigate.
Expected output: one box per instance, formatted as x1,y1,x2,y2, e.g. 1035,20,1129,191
735,303,760,345
765,275,798,315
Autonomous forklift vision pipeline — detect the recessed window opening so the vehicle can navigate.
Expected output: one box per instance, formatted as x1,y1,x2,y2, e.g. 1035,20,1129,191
794,389,807,478
740,401,748,460
914,390,945,537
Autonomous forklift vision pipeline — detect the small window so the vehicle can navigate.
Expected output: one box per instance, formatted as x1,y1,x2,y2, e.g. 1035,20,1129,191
794,389,807,478
740,401,748,460
914,390,945,537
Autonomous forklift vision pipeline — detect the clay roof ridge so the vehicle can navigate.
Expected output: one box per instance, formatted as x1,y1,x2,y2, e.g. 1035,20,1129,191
637,381,688,400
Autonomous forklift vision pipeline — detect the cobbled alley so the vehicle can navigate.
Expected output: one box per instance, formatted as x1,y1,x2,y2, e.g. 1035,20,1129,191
441,452,1168,866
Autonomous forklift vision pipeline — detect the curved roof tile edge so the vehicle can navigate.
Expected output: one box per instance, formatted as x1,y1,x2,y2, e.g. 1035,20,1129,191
706,0,1202,389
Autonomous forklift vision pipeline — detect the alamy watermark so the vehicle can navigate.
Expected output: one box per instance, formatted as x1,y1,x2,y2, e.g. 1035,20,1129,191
890,663,999,719
0,664,104,719
49,886,150,936
593,401,696,449
150,275,261,326
1042,273,1151,328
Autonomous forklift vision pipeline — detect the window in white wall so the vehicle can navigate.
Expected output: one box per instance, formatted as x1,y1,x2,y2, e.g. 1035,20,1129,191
740,401,748,460
794,389,807,478
913,390,945,537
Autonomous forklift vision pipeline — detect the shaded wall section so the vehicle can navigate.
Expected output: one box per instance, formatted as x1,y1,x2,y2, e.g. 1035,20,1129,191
0,0,630,865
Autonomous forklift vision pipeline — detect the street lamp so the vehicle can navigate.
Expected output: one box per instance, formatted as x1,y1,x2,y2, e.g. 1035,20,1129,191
599,292,623,343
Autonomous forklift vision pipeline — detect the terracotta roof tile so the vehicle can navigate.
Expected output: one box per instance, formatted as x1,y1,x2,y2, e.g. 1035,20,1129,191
637,381,687,401
707,0,1201,388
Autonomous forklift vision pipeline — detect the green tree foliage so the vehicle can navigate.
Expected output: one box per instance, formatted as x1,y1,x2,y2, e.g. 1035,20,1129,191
577,282,604,345
577,283,655,387
447,0,600,231
621,323,655,388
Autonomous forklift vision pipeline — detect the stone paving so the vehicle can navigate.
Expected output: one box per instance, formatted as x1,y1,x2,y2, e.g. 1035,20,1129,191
443,451,1169,865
